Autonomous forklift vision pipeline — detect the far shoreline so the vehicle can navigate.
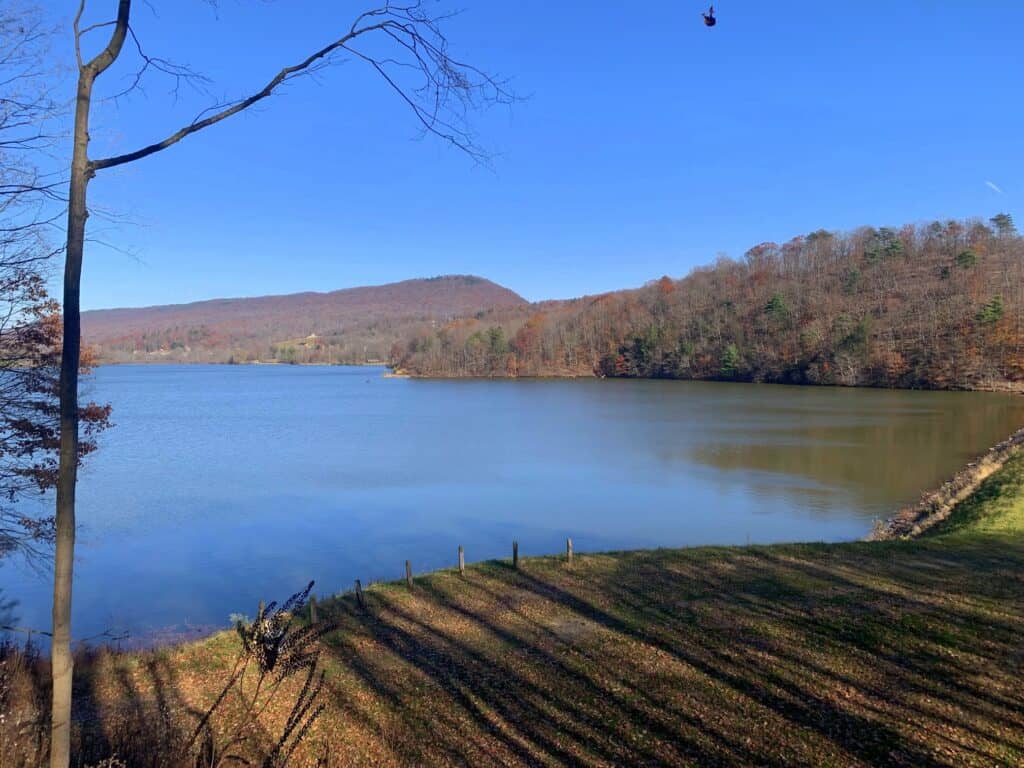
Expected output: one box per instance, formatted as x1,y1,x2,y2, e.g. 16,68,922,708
91,360,1024,395
95,360,389,368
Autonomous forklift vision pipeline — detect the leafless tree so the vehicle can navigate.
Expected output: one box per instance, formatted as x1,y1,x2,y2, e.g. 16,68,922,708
51,2,511,766
0,4,57,556
1,5,110,562
1,3,61,206
1,0,108,553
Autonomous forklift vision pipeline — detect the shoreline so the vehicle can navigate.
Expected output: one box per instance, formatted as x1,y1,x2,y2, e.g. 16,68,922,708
395,369,1024,392
11,370,1023,655
28,414,1024,653
869,424,1024,540
7,458,1022,765
13,387,1024,651
95,360,389,368
93,360,1024,396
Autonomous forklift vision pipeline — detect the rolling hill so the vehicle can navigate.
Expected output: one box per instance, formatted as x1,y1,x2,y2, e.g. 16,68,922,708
392,216,1024,390
82,275,526,364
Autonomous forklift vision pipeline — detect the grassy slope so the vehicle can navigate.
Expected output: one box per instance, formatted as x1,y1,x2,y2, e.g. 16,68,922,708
72,456,1024,767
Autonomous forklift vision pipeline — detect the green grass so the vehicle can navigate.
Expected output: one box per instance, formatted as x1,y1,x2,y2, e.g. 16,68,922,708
925,448,1024,539
6,452,1024,767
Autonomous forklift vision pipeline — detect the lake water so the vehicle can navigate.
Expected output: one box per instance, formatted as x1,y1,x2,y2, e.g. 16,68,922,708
3,365,1024,645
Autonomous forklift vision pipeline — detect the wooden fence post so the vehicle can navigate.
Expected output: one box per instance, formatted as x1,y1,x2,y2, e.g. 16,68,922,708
567,537,573,565
513,541,519,569
405,560,413,589
355,579,365,609
458,545,465,576
309,595,318,624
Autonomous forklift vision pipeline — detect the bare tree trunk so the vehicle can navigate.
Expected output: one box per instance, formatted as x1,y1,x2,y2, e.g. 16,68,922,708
48,3,502,764
52,5,131,764
50,65,94,768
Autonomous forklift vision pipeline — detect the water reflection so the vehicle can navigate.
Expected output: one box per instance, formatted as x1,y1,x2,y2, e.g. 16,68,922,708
684,385,1023,515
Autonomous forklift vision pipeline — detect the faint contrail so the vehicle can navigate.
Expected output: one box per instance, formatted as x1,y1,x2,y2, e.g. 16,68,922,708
986,180,1004,194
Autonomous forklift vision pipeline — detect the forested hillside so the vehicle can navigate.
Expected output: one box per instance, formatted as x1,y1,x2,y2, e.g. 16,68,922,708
83,276,525,364
392,216,1024,389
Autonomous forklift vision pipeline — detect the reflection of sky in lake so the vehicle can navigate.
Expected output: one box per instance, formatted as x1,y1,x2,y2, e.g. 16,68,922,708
3,366,1023,644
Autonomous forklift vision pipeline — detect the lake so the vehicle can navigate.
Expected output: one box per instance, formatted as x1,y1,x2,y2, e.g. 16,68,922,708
3,365,1024,645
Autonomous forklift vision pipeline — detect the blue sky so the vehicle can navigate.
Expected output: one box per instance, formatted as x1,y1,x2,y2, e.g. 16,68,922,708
41,1,1024,309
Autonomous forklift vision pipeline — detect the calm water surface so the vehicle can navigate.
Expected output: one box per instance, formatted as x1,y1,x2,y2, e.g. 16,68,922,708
4,365,1024,643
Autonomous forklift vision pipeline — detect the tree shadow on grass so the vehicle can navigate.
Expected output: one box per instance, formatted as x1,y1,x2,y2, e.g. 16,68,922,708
501,544,1024,767
22,534,1021,768
307,537,1024,766
71,649,204,767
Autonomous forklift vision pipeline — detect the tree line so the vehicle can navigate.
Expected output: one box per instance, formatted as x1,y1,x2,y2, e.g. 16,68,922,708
392,215,1024,390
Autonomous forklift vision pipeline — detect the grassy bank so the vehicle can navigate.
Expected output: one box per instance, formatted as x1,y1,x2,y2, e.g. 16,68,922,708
5,457,1024,767
871,426,1024,539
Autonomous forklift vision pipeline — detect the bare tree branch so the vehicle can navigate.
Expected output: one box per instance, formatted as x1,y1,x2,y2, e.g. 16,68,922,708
81,0,132,77
105,23,212,104
91,1,514,172
73,1,88,69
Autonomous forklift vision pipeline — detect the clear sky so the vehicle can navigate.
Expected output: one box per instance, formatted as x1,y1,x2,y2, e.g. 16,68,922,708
39,1,1024,310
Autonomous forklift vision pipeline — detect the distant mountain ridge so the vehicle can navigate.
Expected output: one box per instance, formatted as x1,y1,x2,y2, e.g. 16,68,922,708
83,275,526,364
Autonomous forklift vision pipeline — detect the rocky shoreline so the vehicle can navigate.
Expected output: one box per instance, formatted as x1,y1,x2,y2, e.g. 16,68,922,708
869,424,1024,540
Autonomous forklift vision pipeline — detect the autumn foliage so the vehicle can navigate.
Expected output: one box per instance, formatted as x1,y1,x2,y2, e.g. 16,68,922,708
0,267,110,556
393,216,1024,389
